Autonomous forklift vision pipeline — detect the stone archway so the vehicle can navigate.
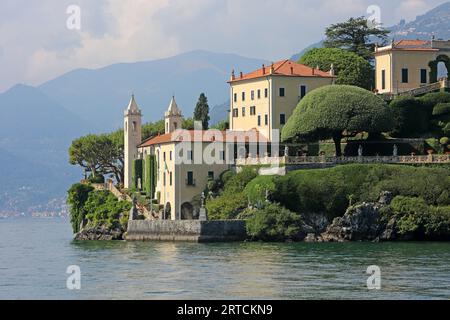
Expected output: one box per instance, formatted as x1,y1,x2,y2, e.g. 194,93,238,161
180,202,194,220
163,202,171,220
429,54,450,83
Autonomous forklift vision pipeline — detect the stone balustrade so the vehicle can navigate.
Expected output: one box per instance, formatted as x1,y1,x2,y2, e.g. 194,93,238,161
236,154,450,166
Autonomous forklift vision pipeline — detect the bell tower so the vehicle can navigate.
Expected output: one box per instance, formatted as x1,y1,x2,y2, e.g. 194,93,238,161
165,96,183,134
124,94,142,189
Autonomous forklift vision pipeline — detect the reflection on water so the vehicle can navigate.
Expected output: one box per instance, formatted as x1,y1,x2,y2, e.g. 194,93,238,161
1,218,450,299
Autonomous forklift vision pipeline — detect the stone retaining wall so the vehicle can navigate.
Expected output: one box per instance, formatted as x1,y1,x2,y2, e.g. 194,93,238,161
126,220,247,242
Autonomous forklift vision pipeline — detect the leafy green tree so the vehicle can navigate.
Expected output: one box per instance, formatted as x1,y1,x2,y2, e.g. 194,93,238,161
69,132,124,183
324,17,389,61
194,93,210,130
281,85,393,156
182,117,195,130
142,120,165,140
211,119,229,131
69,134,105,177
299,48,374,90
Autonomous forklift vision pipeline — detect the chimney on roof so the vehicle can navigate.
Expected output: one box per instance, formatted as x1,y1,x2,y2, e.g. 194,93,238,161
240,71,243,79
312,67,315,76
290,66,294,75
262,64,266,74
270,63,274,74
231,69,235,81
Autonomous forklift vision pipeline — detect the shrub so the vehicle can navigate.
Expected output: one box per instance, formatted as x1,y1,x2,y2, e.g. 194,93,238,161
386,196,450,239
268,164,450,218
389,96,429,137
206,192,247,220
206,168,258,219
419,92,450,111
246,203,303,241
88,175,105,184
244,175,276,206
433,103,450,116
388,196,429,235
440,137,449,145
83,190,131,229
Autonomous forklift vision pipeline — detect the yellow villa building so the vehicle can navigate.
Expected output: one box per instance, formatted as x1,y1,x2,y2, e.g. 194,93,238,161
124,95,268,220
228,60,335,141
375,39,450,94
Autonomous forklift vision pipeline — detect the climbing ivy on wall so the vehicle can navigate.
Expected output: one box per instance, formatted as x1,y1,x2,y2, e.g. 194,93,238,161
132,159,143,190
144,154,157,198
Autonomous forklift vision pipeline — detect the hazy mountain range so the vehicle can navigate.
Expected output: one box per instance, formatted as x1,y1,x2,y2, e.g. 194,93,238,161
1,2,449,215
0,51,267,214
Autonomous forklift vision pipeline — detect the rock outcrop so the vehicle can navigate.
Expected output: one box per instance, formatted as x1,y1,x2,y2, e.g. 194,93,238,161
74,225,125,241
319,191,398,242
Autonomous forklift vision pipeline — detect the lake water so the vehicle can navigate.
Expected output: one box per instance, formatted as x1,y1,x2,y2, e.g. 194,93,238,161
0,218,449,300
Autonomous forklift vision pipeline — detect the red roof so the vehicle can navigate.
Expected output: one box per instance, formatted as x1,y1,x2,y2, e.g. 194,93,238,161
138,129,268,148
229,60,334,83
376,39,438,53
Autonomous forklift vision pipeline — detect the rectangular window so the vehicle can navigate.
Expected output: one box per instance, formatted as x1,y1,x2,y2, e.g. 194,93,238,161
280,114,286,125
242,107,246,117
402,68,409,83
300,85,307,99
186,171,194,186
219,151,225,161
242,92,245,101
163,173,166,186
265,114,268,126
169,172,172,186
250,106,256,115
187,150,193,161
279,88,285,97
251,90,255,100
257,115,261,126
257,89,261,99
208,171,214,180
234,93,237,102
264,88,268,98
169,151,172,161
381,70,386,90
420,69,427,84
163,152,166,162
232,108,238,117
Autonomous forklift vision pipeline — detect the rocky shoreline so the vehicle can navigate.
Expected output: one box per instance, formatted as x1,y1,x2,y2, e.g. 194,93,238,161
74,225,125,241
73,191,436,242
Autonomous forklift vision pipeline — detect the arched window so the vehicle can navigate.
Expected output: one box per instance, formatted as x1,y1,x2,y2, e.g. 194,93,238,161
132,121,137,132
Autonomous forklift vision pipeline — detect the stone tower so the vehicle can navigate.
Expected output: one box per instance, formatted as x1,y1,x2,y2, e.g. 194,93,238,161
165,96,182,134
124,94,142,189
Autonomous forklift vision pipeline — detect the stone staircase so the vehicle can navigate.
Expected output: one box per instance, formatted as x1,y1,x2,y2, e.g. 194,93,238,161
86,179,158,220
382,78,449,100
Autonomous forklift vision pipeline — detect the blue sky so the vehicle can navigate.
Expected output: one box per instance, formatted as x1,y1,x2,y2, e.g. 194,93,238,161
0,0,447,92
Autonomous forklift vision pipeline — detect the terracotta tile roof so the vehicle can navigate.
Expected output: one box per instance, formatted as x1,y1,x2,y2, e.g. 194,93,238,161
376,39,438,53
394,39,430,47
138,129,268,148
229,60,334,83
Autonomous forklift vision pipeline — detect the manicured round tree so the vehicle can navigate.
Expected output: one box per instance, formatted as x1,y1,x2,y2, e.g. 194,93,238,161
281,85,393,156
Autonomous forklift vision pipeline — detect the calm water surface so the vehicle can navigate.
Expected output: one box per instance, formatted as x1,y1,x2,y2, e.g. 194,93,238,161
0,218,449,300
